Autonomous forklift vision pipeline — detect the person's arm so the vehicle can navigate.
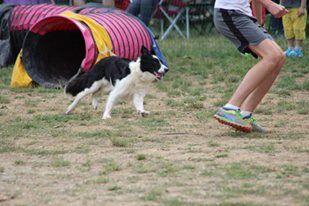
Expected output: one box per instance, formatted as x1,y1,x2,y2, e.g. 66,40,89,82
298,0,307,16
253,0,288,18
252,1,264,24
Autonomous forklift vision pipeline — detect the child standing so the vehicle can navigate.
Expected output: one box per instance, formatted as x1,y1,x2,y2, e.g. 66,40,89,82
213,0,288,133
281,0,307,57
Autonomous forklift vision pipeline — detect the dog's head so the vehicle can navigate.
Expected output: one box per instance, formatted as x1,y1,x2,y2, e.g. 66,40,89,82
139,46,168,81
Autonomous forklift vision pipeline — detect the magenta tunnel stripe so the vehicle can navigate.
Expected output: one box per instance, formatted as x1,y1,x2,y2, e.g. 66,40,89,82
114,13,136,60
115,12,143,60
88,13,121,58
104,13,130,59
117,12,151,53
9,5,155,60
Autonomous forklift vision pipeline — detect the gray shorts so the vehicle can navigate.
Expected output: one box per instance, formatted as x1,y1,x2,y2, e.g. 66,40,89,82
213,8,272,58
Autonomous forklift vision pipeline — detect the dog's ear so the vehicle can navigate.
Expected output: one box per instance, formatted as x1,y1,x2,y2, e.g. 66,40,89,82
141,46,150,56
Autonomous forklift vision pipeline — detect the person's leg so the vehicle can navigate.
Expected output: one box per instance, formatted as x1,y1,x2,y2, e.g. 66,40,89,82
126,0,141,17
293,9,307,56
228,39,285,108
295,39,304,56
213,9,284,132
240,40,285,112
287,38,295,47
295,39,303,48
139,0,158,26
282,9,296,56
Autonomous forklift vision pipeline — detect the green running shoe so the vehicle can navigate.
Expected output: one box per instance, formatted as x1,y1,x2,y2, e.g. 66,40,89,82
214,108,252,133
243,115,267,133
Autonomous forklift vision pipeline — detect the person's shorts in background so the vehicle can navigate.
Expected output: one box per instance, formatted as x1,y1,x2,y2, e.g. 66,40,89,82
282,8,307,40
214,8,273,58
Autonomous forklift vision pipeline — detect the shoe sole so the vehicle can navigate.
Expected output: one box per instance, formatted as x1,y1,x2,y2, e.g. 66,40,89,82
213,115,252,133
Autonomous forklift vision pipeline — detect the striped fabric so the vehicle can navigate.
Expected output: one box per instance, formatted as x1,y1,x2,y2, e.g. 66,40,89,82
4,0,53,4
80,8,152,61
10,5,153,60
10,4,73,30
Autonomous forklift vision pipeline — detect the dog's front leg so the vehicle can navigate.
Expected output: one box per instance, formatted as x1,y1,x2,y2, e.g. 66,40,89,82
133,91,149,117
102,82,127,120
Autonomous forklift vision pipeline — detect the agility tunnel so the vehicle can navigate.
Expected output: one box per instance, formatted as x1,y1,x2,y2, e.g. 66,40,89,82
0,3,167,87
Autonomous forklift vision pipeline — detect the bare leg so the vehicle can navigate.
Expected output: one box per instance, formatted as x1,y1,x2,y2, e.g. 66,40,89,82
295,39,303,48
228,39,285,108
287,38,295,48
240,40,285,112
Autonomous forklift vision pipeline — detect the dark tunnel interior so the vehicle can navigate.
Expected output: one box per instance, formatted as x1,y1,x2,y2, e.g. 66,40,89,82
23,29,86,87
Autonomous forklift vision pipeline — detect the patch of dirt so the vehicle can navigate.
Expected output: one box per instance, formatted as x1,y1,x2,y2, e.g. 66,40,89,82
0,81,308,206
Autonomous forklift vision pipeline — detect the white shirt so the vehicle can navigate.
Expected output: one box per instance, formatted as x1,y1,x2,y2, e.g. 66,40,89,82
214,0,253,17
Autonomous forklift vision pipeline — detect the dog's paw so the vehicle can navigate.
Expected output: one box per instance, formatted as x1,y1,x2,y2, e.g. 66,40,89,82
92,104,98,110
138,110,150,117
92,100,98,110
102,114,111,120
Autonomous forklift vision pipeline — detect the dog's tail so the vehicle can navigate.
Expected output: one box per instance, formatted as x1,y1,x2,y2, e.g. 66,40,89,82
64,67,85,96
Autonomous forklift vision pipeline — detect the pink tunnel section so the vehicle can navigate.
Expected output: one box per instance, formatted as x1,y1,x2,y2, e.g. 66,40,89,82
29,15,97,71
79,8,152,61
10,4,73,31
10,4,153,87
16,4,154,87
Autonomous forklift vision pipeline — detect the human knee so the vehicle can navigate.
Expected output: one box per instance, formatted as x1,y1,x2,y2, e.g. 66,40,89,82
267,49,285,69
278,51,286,68
275,50,285,69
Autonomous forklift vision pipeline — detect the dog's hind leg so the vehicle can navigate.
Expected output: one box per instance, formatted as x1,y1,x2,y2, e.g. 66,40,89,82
92,97,99,110
65,83,102,114
91,92,100,110
133,91,149,117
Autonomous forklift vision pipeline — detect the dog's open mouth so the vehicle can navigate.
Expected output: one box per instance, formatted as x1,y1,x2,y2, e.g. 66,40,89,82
154,72,163,80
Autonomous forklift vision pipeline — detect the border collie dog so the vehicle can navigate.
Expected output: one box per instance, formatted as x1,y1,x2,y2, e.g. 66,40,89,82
64,46,168,119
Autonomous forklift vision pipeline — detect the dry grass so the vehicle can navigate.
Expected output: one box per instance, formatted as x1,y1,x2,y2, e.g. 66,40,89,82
0,35,308,206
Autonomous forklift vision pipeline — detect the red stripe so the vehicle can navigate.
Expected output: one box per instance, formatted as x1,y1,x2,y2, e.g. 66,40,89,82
23,4,46,30
116,12,145,59
119,12,152,58
113,13,135,60
29,5,50,29
89,13,120,56
104,13,130,59
109,12,137,60
19,6,32,30
15,5,29,30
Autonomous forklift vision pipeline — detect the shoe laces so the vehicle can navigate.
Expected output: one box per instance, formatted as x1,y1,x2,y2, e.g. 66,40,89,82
234,109,245,119
243,114,256,123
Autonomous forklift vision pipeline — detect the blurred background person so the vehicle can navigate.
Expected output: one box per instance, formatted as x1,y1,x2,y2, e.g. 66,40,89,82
269,0,284,36
126,0,159,26
281,0,307,57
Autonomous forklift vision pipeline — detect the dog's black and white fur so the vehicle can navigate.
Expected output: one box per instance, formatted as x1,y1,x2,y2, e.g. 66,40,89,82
64,46,168,119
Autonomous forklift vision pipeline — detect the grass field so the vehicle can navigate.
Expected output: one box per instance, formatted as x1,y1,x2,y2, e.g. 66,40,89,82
0,34,308,206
